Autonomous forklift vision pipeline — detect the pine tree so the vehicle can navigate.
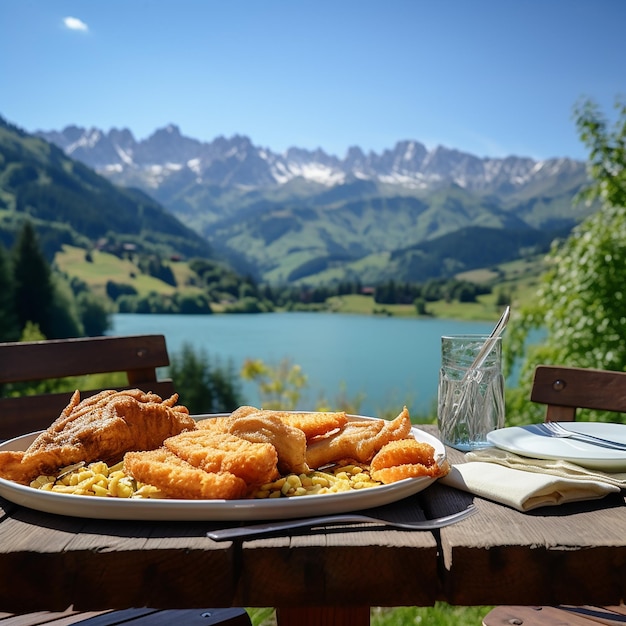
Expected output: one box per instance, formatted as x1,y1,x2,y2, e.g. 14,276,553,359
0,245,19,341
12,221,55,338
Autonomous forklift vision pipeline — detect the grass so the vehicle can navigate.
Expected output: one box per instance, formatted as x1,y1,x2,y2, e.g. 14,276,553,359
325,255,546,322
54,243,546,324
54,244,202,300
326,293,408,315
246,604,494,625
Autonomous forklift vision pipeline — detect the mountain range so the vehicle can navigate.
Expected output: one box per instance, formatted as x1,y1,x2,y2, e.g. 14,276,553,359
0,117,213,262
35,123,595,284
38,123,585,193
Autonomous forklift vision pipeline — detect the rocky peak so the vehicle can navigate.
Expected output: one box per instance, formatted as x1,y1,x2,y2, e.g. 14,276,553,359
35,123,586,195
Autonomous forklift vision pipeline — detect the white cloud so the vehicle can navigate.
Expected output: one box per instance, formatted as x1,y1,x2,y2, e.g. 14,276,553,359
63,16,89,32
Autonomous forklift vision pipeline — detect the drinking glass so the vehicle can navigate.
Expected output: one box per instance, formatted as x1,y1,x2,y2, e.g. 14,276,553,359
437,334,504,451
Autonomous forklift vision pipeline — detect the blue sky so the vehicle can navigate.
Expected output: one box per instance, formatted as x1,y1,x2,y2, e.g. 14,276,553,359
1,0,625,161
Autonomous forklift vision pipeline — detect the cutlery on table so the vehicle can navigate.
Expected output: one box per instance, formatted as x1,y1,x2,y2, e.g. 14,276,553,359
538,421,626,451
207,505,476,541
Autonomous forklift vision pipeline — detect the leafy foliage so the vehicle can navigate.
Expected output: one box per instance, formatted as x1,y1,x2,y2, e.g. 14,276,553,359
168,343,243,414
240,358,308,410
506,98,626,424
12,221,58,338
1,221,110,339
0,244,18,341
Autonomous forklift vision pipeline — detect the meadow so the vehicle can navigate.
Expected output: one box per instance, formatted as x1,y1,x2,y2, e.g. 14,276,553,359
55,244,545,323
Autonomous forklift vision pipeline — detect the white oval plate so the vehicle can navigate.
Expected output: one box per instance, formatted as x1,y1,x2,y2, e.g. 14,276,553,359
0,416,445,521
487,422,626,470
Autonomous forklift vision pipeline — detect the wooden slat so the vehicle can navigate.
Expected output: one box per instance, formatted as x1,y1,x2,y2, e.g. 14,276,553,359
0,608,252,626
483,604,626,625
72,608,251,625
0,381,176,440
234,515,440,608
0,335,175,439
0,335,170,383
532,365,626,418
276,607,369,626
0,512,238,613
0,608,111,626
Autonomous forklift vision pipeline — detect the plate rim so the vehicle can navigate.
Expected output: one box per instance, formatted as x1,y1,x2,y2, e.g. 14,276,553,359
0,414,445,521
486,421,626,470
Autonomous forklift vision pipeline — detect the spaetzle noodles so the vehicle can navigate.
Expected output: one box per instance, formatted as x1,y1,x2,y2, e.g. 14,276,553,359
30,461,164,498
30,461,382,499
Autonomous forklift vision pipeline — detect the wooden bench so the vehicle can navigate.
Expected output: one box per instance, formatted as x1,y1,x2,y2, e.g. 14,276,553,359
0,334,251,626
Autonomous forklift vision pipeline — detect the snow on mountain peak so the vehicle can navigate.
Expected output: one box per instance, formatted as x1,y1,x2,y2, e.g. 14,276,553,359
36,124,585,193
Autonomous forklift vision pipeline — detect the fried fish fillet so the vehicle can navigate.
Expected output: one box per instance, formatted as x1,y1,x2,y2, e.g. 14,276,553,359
369,438,449,484
195,416,229,432
273,411,348,440
227,406,347,441
197,409,309,474
123,448,247,500
305,407,412,469
164,430,279,485
0,389,196,484
224,413,309,474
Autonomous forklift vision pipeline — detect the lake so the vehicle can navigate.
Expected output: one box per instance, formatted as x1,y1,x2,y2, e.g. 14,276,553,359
110,312,495,417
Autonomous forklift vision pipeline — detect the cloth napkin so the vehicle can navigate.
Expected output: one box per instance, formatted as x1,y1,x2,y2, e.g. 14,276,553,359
439,447,626,512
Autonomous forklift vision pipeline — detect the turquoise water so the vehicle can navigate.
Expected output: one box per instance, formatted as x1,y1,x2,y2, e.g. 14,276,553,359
110,312,495,417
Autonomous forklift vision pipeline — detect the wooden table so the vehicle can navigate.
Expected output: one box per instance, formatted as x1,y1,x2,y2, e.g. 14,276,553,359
1,426,625,625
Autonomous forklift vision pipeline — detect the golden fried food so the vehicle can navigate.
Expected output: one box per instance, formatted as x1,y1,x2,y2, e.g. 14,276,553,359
124,448,247,500
164,430,279,485
12,397,447,500
225,406,347,440
0,389,196,484
224,413,309,474
369,438,449,484
197,410,308,474
228,405,260,420
305,407,412,469
274,411,348,440
0,452,35,485
195,416,229,432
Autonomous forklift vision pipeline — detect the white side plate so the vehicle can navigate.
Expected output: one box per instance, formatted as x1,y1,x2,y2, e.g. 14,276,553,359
487,422,626,470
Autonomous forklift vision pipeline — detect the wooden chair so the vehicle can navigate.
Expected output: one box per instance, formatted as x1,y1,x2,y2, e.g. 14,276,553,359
0,334,176,440
482,364,626,626
0,334,252,626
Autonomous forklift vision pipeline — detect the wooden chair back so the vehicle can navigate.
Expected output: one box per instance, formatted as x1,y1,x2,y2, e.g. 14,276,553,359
532,365,626,422
0,335,175,439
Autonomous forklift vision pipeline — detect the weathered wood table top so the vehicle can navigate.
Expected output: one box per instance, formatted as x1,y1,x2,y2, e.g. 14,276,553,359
1,425,625,624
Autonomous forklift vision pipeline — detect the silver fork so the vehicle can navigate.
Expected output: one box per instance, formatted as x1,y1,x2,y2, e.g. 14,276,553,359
207,504,476,541
539,421,626,451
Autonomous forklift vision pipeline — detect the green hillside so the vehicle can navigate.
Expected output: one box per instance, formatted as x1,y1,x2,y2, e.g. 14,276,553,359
0,116,597,295
0,116,213,261
53,245,195,299
197,179,593,285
